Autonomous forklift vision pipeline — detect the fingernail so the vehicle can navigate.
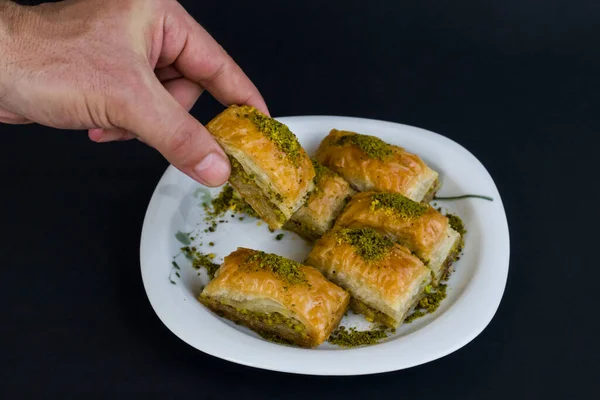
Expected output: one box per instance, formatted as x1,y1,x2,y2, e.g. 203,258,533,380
193,152,230,186
88,128,105,142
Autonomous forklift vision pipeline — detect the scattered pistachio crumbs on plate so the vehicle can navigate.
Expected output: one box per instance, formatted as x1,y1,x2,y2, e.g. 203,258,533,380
328,326,392,347
181,246,220,280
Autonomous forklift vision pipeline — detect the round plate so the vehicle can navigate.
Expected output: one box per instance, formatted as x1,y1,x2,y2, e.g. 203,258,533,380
139,116,510,376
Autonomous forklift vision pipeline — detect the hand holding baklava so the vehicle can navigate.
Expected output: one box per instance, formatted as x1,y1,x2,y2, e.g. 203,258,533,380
0,0,268,187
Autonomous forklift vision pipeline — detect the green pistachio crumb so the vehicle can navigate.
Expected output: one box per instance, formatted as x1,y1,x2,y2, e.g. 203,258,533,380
446,213,466,235
244,251,307,285
328,326,390,347
240,106,303,166
336,133,393,160
334,227,394,262
369,192,428,219
404,284,448,323
181,246,220,280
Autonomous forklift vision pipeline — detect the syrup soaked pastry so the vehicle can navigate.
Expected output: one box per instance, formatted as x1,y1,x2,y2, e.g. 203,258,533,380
198,248,350,348
284,160,356,241
315,129,439,202
335,192,462,284
306,227,432,328
206,105,315,230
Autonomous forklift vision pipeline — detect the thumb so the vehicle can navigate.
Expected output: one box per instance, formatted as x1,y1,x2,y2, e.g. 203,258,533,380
112,73,230,187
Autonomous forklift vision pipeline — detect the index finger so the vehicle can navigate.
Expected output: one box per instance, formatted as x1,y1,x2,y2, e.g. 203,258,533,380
159,2,270,115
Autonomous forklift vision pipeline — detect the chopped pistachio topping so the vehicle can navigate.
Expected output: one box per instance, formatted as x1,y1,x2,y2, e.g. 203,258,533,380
404,284,448,323
335,227,394,262
205,184,258,219
328,326,391,347
245,251,307,285
447,213,466,235
239,105,303,165
311,158,333,186
181,246,220,280
369,192,428,219
403,310,426,323
418,283,447,313
336,133,393,160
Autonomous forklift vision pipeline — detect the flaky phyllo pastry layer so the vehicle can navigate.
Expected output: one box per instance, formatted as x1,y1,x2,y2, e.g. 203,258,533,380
284,160,356,241
306,227,432,328
198,248,349,348
206,105,315,230
315,129,439,202
335,192,462,285
195,109,466,346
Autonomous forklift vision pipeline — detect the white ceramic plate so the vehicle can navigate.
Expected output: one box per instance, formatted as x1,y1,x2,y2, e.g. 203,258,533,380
139,116,510,376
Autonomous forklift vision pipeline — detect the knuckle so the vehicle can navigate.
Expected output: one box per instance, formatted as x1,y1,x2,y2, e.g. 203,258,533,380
104,71,148,127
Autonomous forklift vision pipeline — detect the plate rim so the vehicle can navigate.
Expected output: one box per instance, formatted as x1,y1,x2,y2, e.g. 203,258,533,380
139,115,510,376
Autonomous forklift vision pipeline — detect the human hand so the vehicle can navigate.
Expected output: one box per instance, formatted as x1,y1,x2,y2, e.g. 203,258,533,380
0,0,268,186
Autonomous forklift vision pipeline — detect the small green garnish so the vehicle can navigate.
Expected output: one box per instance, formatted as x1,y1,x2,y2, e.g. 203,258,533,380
208,242,215,247
193,187,212,203
335,227,394,262
434,194,494,201
275,233,285,241
336,133,393,160
369,192,428,219
175,231,191,245
169,258,183,284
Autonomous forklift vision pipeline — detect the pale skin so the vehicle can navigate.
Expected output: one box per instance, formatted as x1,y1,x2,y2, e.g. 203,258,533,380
0,0,269,186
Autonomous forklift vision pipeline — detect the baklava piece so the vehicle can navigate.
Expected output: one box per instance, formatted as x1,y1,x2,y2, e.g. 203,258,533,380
206,105,315,230
198,248,350,348
315,129,439,202
335,192,462,285
284,160,356,241
306,227,431,328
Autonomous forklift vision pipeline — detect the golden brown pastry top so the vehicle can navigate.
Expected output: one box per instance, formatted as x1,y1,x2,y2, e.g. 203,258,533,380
306,228,429,305
335,192,449,259
301,162,354,222
315,129,430,195
206,105,315,210
201,248,349,342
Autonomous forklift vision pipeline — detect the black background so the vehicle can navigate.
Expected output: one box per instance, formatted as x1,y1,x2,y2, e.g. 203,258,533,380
2,0,599,398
